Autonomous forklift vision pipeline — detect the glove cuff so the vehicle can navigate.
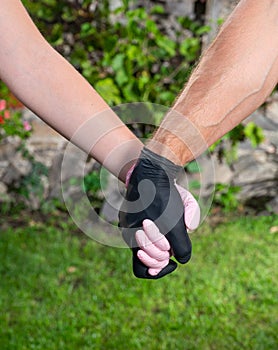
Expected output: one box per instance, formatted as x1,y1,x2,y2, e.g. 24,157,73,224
140,147,183,179
125,163,136,188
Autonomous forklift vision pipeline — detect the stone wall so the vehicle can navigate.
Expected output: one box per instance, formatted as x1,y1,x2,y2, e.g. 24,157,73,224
0,114,65,208
204,0,239,45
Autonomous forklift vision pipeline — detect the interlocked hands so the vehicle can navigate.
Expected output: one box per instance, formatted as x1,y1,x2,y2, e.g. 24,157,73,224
119,148,200,279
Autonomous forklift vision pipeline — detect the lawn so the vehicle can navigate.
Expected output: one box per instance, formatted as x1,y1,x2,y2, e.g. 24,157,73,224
0,213,277,350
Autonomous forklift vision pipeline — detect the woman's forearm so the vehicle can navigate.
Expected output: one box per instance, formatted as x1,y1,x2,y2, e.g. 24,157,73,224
148,0,278,165
0,0,142,180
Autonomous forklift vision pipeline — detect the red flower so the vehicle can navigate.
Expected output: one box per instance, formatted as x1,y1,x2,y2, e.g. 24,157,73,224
23,120,32,131
0,116,4,124
0,100,6,112
4,110,10,119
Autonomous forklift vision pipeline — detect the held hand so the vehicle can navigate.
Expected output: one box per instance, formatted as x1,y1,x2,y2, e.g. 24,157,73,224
136,186,200,276
119,147,196,279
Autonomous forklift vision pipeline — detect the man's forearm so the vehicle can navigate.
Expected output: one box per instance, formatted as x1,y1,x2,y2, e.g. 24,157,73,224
148,0,278,165
0,0,142,181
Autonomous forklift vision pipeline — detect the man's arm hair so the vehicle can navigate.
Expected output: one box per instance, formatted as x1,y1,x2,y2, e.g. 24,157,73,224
148,0,278,164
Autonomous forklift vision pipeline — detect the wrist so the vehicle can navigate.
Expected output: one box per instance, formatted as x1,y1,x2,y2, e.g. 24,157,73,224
125,146,184,188
140,147,182,178
146,130,191,166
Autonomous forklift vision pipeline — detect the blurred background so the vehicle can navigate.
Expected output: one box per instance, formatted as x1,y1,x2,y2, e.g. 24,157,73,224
0,1,277,349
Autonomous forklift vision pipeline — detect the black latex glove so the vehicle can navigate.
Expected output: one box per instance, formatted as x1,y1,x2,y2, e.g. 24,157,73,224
119,147,192,279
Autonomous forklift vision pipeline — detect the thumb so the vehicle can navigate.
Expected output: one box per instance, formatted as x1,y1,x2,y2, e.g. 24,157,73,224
175,183,201,231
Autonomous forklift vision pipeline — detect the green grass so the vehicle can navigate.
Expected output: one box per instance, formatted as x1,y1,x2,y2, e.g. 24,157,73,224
0,214,277,350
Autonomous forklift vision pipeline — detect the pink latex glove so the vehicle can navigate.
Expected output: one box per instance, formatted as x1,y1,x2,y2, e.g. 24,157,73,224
126,165,201,276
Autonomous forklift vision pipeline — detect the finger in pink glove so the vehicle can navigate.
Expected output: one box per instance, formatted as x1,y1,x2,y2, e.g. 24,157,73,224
136,184,200,276
136,220,171,276
175,182,200,231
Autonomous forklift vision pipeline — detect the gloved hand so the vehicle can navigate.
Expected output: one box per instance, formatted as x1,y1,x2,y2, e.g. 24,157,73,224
119,147,199,279
135,185,200,276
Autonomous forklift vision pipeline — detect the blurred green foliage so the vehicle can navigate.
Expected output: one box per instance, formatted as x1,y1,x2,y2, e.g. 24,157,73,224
214,183,241,212
22,0,204,108
0,83,31,141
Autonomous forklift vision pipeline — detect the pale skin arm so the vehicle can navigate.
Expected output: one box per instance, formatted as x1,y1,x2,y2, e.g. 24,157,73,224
0,0,143,181
148,0,278,165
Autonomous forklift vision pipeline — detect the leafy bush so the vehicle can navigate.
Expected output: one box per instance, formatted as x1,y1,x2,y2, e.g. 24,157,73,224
214,183,241,212
0,84,31,141
22,0,205,108
0,81,48,210
209,123,265,165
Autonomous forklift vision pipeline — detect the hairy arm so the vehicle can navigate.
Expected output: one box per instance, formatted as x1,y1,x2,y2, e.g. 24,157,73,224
147,0,278,164
0,0,142,180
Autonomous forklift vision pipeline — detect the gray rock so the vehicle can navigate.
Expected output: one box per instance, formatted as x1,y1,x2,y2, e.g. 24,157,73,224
2,163,22,185
232,151,277,208
47,152,64,199
234,154,265,184
0,161,9,179
0,182,11,203
100,174,125,223
266,93,278,125
0,136,21,160
0,182,7,195
204,0,239,46
245,110,277,132
163,0,195,18
10,153,32,177
109,0,122,11
268,197,278,214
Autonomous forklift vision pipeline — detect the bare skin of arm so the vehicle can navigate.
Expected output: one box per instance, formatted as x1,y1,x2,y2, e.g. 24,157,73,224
148,0,278,165
0,0,143,181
